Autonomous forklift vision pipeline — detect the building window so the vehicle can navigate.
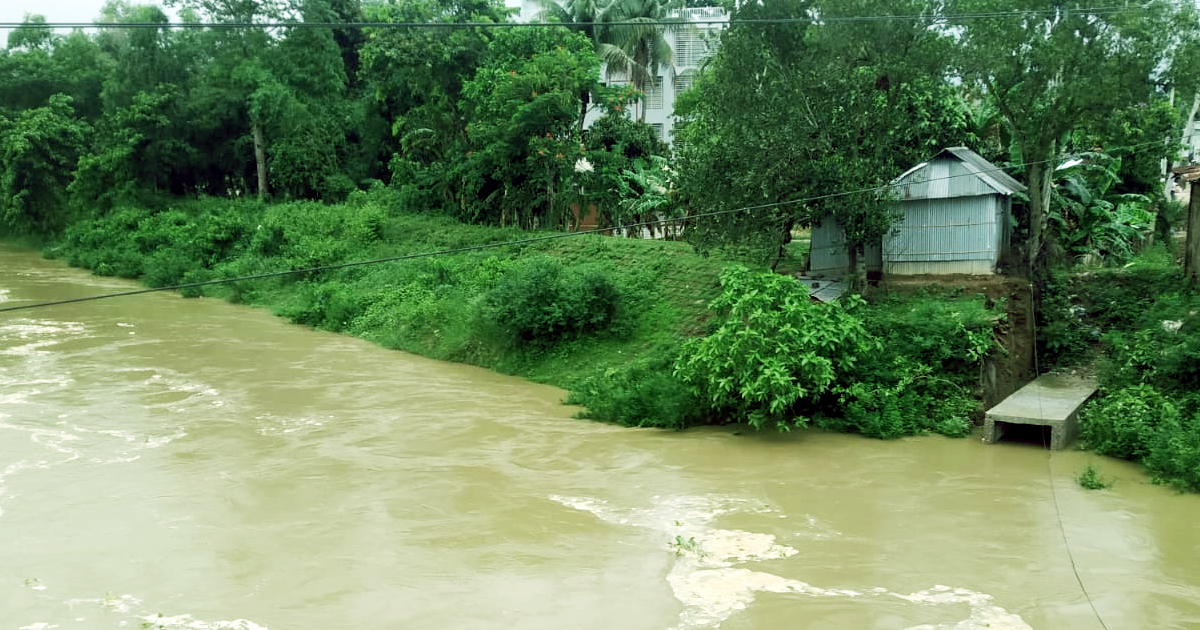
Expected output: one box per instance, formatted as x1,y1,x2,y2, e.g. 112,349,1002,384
674,72,694,98
650,123,664,140
646,76,663,110
674,28,716,67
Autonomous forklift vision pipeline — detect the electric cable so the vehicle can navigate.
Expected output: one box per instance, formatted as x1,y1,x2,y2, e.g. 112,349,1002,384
1030,290,1112,630
0,138,1178,315
0,4,1166,30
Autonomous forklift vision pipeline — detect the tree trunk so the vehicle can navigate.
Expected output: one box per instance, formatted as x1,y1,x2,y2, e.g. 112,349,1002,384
1025,158,1053,275
1186,180,1200,285
846,242,865,293
253,121,268,201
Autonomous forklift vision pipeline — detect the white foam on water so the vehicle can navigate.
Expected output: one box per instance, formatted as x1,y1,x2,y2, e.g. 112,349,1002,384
253,414,326,436
19,623,58,630
0,320,89,356
0,288,10,303
137,614,269,630
66,594,269,630
551,494,1032,630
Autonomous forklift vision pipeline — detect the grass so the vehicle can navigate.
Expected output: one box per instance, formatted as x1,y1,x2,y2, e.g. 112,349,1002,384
1076,464,1112,490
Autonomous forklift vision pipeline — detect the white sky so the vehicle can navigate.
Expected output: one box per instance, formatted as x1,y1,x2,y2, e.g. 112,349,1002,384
1,0,178,43
1,0,145,26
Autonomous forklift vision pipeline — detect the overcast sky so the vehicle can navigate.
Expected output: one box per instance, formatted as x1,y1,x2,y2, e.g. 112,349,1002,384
1,0,149,26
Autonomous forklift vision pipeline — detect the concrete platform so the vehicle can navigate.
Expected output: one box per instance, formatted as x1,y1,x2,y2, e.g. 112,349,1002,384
983,374,1097,449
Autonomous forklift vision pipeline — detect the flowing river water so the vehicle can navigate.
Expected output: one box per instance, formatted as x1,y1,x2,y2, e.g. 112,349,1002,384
1,244,1199,630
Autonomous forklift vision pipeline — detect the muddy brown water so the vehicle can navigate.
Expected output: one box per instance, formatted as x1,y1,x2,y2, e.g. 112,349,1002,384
2,244,1198,630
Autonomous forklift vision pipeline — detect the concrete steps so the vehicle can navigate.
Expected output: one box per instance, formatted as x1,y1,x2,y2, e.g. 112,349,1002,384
983,374,1097,449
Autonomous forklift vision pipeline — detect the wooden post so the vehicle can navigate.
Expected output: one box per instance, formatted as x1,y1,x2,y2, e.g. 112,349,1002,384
1187,180,1200,284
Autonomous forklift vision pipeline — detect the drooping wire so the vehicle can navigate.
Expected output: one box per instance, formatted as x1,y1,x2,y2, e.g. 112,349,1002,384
0,4,1160,30
0,138,1176,315
1030,288,1112,630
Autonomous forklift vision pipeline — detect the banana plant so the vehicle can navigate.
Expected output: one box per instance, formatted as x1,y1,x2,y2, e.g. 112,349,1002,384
1047,151,1153,264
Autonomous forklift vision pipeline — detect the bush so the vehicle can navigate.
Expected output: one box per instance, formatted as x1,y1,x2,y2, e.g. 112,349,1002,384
255,201,385,271
1036,268,1094,368
566,346,703,429
1144,413,1200,492
479,256,621,345
1081,384,1200,492
1081,384,1178,460
834,363,976,439
673,265,879,431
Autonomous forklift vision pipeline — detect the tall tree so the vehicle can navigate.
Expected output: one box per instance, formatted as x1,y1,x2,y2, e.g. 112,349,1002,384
953,0,1178,273
597,0,679,121
0,95,89,234
676,0,971,273
459,27,600,227
166,0,286,198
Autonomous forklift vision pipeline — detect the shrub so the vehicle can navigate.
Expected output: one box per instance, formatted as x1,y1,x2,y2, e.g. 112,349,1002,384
255,201,386,271
1080,384,1177,460
1036,268,1093,368
673,265,879,431
479,257,621,345
835,362,976,439
566,346,702,429
1144,413,1200,492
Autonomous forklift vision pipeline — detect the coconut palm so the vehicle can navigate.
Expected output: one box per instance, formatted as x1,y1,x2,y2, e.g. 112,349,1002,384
537,0,682,122
597,0,681,121
534,0,610,43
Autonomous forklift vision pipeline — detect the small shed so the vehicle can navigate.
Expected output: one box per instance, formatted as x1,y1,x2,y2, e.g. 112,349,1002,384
809,147,1026,277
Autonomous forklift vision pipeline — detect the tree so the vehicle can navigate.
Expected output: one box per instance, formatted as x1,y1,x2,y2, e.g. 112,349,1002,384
953,0,1179,274
459,27,601,227
676,0,971,274
6,14,53,51
166,0,288,199
357,0,509,201
0,95,89,234
596,0,679,122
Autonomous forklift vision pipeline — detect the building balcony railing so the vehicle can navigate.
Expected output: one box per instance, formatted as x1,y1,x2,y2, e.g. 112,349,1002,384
680,7,727,21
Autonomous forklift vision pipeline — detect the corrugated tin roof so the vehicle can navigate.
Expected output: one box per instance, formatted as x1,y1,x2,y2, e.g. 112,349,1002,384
943,146,1027,195
794,276,848,302
893,147,1026,199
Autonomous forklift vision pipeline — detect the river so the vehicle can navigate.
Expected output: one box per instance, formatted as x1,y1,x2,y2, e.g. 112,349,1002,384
1,244,1198,630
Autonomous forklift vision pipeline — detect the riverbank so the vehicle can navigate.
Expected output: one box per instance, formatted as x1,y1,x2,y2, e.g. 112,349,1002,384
8,195,1198,490
17,195,996,438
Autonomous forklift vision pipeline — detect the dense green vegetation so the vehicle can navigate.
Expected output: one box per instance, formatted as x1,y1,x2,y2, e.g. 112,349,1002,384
2,0,1199,489
43,193,998,440
1039,249,1200,492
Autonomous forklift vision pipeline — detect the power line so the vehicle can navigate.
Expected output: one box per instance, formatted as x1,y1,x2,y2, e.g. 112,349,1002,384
0,4,1161,30
0,138,1175,315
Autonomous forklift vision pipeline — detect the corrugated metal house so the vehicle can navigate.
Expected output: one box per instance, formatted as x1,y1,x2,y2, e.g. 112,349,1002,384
809,147,1027,276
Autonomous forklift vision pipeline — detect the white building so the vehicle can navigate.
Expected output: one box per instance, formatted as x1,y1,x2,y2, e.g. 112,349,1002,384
505,1,727,144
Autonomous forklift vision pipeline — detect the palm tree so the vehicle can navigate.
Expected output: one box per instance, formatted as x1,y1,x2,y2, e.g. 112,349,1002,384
537,0,682,122
597,0,681,121
534,0,610,42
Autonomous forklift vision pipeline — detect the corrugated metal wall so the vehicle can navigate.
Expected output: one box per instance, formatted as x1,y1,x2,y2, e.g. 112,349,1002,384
809,218,847,275
882,195,1001,273
809,217,882,276
897,157,998,200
